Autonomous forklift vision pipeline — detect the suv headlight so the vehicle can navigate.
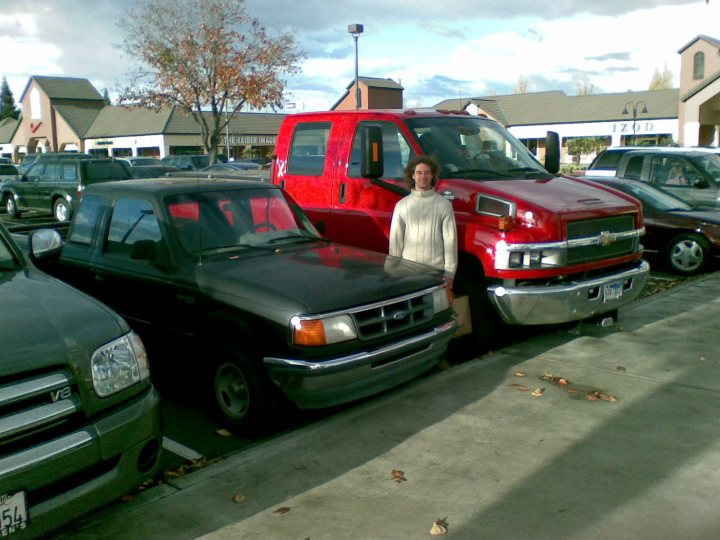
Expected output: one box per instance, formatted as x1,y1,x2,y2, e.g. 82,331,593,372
91,332,150,397
291,314,358,346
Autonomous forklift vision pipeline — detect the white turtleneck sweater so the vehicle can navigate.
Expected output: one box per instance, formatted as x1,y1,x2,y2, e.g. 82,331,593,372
389,188,458,278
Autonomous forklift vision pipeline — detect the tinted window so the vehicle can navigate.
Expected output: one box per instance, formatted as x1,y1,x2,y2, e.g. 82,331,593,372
0,165,17,175
624,156,643,179
287,123,330,176
348,122,413,180
62,162,78,181
593,150,625,169
106,198,162,257
68,195,103,246
85,162,131,182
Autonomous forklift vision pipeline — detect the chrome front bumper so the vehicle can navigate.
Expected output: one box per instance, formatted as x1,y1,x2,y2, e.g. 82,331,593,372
263,320,456,409
487,260,650,325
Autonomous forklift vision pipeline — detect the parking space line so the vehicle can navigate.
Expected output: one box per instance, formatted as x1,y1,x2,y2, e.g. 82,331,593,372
162,437,203,461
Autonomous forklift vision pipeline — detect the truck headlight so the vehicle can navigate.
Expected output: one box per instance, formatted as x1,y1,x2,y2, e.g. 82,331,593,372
291,314,358,346
91,332,150,397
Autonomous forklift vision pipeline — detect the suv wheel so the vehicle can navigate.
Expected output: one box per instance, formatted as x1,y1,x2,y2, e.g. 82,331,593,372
4,195,20,219
666,233,710,275
53,199,71,222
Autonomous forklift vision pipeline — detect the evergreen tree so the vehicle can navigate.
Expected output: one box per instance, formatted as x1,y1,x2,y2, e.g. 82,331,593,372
102,88,112,105
0,77,20,120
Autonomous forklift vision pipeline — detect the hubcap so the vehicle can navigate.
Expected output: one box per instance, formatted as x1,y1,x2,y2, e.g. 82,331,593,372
55,202,68,222
671,239,703,272
214,362,250,419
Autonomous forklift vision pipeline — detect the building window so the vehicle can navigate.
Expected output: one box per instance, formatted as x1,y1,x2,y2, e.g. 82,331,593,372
693,51,705,80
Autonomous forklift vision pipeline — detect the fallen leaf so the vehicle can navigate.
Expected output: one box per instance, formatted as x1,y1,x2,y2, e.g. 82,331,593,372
508,383,530,391
216,429,232,437
430,517,449,536
531,387,545,397
272,507,291,515
232,493,246,504
558,378,569,386
514,371,526,377
700,356,706,362
391,469,407,483
541,373,553,380
616,366,627,372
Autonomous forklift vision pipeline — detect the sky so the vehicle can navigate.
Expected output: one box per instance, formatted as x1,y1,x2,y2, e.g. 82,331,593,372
0,0,718,114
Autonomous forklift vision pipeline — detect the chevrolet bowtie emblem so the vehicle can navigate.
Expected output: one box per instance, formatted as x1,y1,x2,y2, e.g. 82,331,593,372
598,231,616,247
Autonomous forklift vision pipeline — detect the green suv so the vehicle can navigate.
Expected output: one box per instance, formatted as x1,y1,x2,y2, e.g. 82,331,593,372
1,153,132,222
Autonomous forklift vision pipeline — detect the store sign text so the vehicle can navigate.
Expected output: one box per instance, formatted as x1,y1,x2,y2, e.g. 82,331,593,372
612,122,654,134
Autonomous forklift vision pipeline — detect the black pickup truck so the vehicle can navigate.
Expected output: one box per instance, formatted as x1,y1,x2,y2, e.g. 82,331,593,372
27,177,456,430
0,221,162,539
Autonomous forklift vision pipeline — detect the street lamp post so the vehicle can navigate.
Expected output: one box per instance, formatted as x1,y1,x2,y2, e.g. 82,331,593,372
622,101,648,146
348,24,364,110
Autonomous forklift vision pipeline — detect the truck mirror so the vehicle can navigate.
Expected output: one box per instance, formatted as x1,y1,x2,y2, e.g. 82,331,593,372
545,131,560,175
131,240,171,269
29,229,63,259
361,126,384,178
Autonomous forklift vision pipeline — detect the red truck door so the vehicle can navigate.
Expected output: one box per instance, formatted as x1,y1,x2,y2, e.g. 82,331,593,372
327,119,415,252
275,120,338,234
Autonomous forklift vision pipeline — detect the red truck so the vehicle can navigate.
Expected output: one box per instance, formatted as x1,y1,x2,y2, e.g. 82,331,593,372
271,109,650,348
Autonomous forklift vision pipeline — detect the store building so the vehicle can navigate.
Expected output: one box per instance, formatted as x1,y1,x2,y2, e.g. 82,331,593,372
2,34,718,166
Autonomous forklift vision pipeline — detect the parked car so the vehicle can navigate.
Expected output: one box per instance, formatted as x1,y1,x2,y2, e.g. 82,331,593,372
588,147,720,208
202,161,262,172
588,177,720,275
130,164,181,178
0,163,19,182
0,220,162,539
1,153,133,221
119,157,163,167
161,154,226,171
0,157,11,164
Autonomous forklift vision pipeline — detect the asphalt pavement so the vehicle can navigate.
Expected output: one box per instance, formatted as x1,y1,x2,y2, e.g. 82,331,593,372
57,272,720,540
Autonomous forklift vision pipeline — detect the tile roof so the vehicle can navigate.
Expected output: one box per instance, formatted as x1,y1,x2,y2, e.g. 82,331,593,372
53,104,104,137
434,89,678,127
0,117,19,143
21,76,104,102
163,107,287,135
677,34,720,54
85,105,173,137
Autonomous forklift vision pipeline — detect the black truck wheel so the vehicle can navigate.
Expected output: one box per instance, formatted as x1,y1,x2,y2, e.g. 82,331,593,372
210,351,271,432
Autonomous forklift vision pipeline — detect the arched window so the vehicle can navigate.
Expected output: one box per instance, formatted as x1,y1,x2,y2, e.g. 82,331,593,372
693,51,705,80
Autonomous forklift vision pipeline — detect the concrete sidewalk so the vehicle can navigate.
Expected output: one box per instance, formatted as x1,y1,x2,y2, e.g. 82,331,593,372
61,273,720,540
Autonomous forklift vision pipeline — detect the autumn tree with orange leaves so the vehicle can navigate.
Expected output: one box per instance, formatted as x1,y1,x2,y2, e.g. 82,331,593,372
117,0,303,163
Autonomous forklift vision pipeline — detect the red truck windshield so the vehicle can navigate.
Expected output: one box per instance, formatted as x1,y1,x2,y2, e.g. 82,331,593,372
405,116,549,179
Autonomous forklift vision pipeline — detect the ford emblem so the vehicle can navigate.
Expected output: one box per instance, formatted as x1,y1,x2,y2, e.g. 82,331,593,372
392,310,408,320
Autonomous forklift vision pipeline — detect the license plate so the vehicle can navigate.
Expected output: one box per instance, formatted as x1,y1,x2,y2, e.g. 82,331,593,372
0,492,28,536
603,281,623,302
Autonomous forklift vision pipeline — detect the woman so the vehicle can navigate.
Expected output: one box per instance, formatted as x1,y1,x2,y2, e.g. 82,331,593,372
389,155,458,289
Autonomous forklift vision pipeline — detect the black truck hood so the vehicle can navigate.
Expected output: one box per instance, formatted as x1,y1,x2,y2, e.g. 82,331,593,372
187,242,444,316
0,268,127,375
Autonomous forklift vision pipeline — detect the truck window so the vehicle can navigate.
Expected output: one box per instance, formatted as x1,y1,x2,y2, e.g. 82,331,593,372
68,195,103,246
348,122,413,180
106,198,162,256
287,122,331,176
624,156,643,180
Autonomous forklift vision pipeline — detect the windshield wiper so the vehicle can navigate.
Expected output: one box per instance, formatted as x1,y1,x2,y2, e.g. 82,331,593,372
506,167,551,178
267,233,329,245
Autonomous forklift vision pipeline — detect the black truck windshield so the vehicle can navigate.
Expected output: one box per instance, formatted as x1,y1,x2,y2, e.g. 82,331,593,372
166,188,322,255
406,116,549,179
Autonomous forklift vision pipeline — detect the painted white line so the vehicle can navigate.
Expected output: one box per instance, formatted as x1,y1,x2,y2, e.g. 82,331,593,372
162,437,203,461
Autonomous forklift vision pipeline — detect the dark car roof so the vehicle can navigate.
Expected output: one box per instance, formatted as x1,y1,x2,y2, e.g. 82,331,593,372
85,176,280,196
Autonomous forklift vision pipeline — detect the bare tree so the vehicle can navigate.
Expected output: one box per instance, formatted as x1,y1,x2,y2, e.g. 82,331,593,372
117,0,304,162
514,76,528,94
649,64,674,90
575,74,594,96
